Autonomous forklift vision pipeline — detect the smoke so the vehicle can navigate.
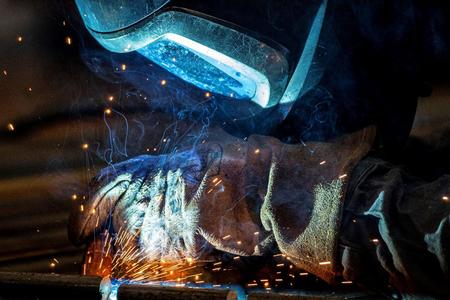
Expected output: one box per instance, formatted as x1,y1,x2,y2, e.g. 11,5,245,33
78,45,219,168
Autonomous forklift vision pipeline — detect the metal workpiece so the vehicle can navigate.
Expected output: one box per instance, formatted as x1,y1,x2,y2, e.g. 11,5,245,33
118,284,237,300
247,291,382,300
0,272,237,300
0,272,378,300
0,272,103,300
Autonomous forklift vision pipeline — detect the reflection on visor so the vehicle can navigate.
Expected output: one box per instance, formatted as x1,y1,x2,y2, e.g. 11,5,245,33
138,33,270,104
80,9,289,109
75,0,170,33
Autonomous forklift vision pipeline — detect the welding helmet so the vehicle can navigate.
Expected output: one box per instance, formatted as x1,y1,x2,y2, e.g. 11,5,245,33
75,0,328,135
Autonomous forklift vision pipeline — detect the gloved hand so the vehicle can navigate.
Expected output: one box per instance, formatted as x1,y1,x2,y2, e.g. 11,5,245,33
69,126,374,282
69,128,275,262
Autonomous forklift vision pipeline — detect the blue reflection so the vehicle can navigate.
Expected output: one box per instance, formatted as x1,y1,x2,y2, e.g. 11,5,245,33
137,33,271,107
75,0,170,33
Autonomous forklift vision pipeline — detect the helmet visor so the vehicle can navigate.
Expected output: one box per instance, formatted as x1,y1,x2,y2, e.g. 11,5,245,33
76,1,327,112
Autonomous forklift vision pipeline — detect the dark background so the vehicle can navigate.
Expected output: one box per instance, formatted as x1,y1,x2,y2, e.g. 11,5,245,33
0,0,205,273
0,0,448,275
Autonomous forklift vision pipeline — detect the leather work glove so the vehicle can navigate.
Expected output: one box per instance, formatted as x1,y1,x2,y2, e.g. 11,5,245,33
69,127,374,282
69,128,276,262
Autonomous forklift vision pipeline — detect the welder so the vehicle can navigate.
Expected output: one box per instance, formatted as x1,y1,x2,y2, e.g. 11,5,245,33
69,0,450,297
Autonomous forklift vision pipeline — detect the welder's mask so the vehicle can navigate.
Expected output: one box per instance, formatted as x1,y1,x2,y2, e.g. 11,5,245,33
75,0,328,135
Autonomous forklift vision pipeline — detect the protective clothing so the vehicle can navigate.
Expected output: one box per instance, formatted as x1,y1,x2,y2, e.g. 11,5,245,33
341,157,450,297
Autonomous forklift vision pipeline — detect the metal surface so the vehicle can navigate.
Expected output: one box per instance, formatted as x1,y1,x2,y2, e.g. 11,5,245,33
247,291,383,300
0,272,102,300
0,272,377,300
118,284,237,300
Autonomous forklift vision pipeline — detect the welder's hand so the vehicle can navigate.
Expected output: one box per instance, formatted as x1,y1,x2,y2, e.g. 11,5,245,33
69,129,275,261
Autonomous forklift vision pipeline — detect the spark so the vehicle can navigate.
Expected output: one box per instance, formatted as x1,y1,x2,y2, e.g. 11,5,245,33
104,108,112,115
121,64,127,71
104,230,208,283
49,262,56,268
2,70,7,76
338,174,347,179
299,272,308,276
341,281,353,284
371,238,380,244
443,196,449,202
65,36,72,45
160,79,167,86
254,231,259,235
82,143,89,150
319,160,326,165
7,123,14,131
319,261,331,265
254,148,260,154
80,205,84,212
205,92,211,98
86,211,315,289
28,87,32,92
71,194,78,200
108,95,114,102
17,36,23,43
